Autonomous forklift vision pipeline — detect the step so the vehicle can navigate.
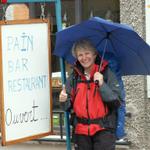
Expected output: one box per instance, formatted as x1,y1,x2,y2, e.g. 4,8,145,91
0,141,129,150
0,135,131,150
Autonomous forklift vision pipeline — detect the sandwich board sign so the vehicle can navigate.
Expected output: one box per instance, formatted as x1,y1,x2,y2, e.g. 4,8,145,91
0,19,52,145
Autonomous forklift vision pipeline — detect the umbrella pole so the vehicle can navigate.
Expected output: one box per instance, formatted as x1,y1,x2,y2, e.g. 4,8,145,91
99,39,108,72
95,40,108,88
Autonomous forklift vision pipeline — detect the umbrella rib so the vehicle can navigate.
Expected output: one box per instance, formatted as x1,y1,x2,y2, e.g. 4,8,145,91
112,34,140,55
96,37,107,47
89,22,109,37
108,38,119,58
111,34,149,71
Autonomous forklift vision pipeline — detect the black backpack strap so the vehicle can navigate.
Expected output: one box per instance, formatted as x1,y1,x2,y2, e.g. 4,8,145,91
75,113,117,130
76,116,105,126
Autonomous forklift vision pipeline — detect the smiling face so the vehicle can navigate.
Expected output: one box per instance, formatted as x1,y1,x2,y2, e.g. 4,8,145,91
72,39,97,73
76,48,97,73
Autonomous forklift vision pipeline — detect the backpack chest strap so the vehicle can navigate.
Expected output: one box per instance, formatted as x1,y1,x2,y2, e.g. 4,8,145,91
76,116,106,126
75,115,116,130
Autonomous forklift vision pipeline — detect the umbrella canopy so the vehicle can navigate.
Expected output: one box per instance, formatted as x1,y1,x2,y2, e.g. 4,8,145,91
54,17,150,76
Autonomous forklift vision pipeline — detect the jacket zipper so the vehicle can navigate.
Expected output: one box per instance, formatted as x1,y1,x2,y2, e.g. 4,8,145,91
86,82,90,135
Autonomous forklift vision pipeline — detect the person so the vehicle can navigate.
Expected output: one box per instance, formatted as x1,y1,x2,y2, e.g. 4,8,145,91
104,54,127,140
59,39,121,150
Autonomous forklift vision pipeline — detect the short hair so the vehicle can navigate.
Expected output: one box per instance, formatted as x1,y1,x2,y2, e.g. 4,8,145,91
72,39,97,58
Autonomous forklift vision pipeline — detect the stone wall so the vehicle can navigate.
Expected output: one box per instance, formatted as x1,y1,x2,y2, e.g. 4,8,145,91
120,0,150,150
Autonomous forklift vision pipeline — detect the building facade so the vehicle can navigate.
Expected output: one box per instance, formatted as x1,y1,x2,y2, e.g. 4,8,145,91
120,0,150,149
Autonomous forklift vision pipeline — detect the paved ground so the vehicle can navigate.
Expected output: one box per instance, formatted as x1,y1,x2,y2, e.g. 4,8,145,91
0,135,68,150
0,141,130,150
0,142,130,150
0,141,68,150
0,135,130,150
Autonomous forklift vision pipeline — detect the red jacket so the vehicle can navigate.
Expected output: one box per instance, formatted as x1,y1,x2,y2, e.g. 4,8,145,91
63,56,121,136
71,61,108,136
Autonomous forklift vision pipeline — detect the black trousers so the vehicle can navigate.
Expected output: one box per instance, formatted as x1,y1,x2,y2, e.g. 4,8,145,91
73,130,116,150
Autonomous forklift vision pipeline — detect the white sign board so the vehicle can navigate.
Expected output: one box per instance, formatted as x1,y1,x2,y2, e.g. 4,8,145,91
146,0,150,98
0,19,52,145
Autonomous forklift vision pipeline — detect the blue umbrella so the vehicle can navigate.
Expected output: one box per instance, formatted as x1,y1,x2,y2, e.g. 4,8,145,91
54,17,150,76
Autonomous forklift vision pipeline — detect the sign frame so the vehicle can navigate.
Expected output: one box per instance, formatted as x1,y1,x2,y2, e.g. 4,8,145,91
0,19,52,146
